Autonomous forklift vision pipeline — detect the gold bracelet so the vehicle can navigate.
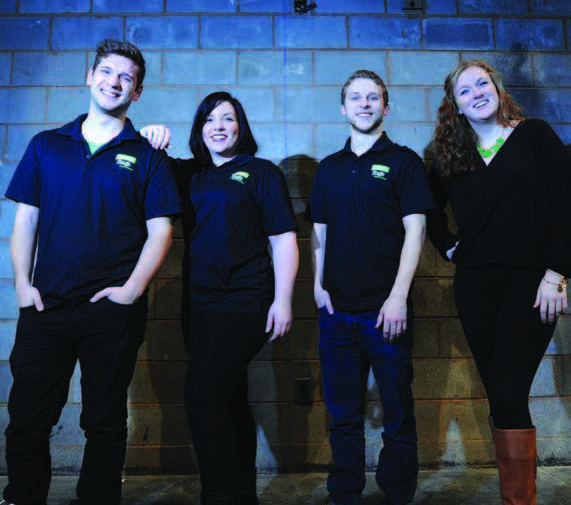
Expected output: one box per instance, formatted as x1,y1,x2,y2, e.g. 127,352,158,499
543,276,568,293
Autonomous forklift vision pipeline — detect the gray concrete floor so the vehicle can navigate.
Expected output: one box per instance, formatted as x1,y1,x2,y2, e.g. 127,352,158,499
2,467,570,504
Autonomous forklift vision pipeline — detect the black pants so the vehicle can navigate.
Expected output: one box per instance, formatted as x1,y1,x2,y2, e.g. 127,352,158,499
454,267,554,429
3,298,147,505
185,311,269,497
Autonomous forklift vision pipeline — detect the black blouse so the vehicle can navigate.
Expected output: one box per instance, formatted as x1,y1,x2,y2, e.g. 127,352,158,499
427,119,571,277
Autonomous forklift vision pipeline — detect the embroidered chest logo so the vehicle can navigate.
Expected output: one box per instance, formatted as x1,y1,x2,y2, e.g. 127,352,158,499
371,164,390,180
115,154,137,171
230,171,250,184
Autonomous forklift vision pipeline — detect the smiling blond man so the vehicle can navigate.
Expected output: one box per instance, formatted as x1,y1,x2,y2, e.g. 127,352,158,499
306,70,434,505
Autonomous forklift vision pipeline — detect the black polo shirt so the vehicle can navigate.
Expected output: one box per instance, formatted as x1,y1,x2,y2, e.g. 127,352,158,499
188,155,297,313
306,133,434,312
5,114,180,309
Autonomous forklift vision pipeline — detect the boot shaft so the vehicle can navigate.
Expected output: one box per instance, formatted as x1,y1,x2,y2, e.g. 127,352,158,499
493,427,537,505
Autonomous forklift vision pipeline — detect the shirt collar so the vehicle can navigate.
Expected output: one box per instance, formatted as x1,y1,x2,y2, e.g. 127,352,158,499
340,131,392,157
214,153,253,170
57,114,140,144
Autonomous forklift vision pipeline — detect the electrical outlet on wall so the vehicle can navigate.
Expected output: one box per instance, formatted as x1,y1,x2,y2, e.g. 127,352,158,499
295,377,313,404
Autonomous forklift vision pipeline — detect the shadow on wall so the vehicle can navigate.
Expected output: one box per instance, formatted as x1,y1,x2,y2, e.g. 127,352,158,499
281,154,319,220
497,49,559,127
420,139,484,471
125,233,196,476
424,128,498,470
124,50,568,481
253,153,328,498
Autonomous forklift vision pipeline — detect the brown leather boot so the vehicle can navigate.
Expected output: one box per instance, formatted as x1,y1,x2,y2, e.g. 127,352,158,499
493,427,537,505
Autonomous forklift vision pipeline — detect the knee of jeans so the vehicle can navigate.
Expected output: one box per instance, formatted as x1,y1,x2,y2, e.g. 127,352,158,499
328,405,365,428
380,411,417,440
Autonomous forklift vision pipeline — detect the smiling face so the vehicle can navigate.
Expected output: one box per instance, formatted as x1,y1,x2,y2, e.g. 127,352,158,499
202,101,240,166
453,65,499,124
87,53,142,118
341,77,389,135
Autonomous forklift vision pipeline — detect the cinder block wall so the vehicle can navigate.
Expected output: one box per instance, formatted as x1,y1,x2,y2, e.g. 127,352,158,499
0,0,569,474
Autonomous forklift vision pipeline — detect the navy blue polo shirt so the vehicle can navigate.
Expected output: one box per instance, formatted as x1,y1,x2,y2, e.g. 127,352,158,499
306,133,434,312
189,155,297,313
6,114,181,309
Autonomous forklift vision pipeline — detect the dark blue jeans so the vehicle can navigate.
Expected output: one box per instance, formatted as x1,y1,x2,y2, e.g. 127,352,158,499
319,308,418,505
4,297,147,505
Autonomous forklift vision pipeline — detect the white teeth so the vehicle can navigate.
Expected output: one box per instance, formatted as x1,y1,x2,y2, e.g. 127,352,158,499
474,100,488,109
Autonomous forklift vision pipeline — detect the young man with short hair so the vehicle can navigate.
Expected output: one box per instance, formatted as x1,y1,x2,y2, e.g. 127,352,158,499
306,70,434,505
3,39,179,505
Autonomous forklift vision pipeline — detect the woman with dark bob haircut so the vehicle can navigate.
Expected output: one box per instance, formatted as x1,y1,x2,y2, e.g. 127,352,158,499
145,92,299,505
427,60,571,504
189,91,258,167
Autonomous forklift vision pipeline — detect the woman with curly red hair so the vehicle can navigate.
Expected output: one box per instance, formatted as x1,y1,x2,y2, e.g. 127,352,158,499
428,60,571,504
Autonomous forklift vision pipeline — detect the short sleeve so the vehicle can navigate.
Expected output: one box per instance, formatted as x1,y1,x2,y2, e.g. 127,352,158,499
144,149,182,221
396,150,435,218
5,133,44,207
260,162,297,237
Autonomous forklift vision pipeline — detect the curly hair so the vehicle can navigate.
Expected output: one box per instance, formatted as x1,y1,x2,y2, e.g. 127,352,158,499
434,60,525,176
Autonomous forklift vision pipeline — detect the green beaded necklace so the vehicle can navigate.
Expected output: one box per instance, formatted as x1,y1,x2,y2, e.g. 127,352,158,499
477,135,505,158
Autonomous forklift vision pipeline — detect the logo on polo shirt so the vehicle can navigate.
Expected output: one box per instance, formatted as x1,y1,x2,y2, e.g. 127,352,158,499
116,154,137,171
371,164,390,180
230,171,250,184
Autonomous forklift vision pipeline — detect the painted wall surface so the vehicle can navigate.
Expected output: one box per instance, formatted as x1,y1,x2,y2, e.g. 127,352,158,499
0,0,569,474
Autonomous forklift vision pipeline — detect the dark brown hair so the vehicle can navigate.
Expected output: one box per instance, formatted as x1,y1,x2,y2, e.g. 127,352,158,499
91,39,146,88
189,91,258,170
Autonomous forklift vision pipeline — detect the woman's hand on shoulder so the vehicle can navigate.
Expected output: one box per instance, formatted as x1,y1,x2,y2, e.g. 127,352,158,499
534,270,568,324
140,125,172,150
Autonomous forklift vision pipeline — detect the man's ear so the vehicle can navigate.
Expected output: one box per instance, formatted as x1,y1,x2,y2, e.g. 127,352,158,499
383,104,390,116
86,67,94,86
133,84,144,102
341,104,346,117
